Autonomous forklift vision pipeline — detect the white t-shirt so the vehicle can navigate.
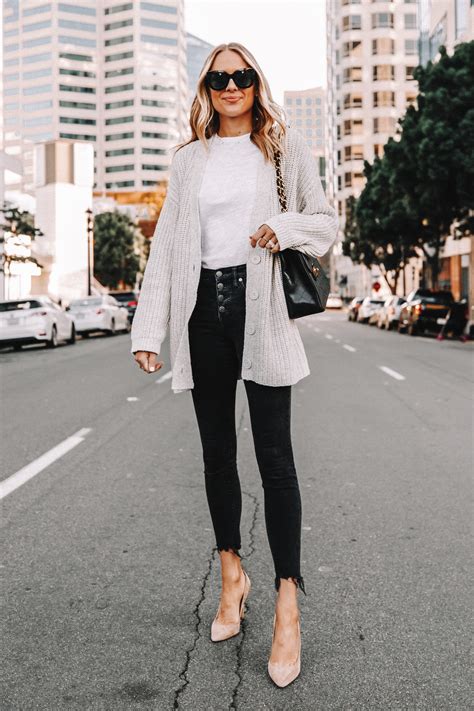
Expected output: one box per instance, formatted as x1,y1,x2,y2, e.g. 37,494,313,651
198,131,264,269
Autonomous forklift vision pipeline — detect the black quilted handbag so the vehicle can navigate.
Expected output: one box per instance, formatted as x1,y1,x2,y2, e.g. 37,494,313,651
274,150,330,319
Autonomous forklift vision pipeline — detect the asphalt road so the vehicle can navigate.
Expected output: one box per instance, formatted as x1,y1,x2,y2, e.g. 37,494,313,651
1,313,472,710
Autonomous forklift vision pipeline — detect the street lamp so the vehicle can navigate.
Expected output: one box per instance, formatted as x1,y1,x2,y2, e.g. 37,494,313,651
85,208,94,296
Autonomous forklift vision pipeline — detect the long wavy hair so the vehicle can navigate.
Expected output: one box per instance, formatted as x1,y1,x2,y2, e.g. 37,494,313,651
174,42,287,163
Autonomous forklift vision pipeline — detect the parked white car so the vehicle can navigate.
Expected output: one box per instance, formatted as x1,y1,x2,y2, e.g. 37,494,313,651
357,297,385,324
67,295,130,337
0,295,76,349
326,293,344,309
377,295,406,330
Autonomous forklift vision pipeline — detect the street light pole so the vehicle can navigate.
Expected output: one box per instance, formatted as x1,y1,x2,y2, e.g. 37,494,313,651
86,208,94,296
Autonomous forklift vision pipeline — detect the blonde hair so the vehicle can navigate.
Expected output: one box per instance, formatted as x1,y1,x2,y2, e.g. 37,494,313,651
174,42,287,163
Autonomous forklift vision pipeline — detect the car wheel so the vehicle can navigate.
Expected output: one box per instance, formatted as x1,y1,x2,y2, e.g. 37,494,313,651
82,332,89,338
47,325,58,348
67,324,76,345
13,344,22,351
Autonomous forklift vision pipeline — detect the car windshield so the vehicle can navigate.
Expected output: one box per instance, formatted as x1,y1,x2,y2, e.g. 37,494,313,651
0,300,43,311
69,298,102,309
110,292,135,301
419,291,453,303
370,300,384,305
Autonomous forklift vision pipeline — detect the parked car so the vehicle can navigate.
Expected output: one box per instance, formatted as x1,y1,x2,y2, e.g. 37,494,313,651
357,297,385,324
107,290,139,322
348,297,364,321
377,295,406,330
0,295,76,350
67,295,130,337
398,288,454,336
326,293,343,309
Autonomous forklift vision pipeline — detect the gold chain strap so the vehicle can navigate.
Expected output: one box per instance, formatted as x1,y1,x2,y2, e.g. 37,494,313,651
274,150,288,214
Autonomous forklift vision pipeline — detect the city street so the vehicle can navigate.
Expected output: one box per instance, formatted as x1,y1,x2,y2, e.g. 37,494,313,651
1,312,472,710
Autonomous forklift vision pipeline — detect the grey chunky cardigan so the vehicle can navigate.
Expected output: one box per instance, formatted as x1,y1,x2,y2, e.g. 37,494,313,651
130,127,339,393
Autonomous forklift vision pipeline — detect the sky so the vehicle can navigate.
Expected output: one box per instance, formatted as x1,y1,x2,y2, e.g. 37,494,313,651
183,0,328,105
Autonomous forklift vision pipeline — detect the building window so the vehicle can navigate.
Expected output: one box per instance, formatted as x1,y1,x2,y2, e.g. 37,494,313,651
374,144,384,157
58,35,96,47
22,83,52,95
343,66,362,83
343,93,363,109
140,34,177,45
373,65,395,81
406,93,417,106
105,67,134,78
142,147,167,155
405,39,418,55
142,131,171,140
4,57,20,66
23,4,52,16
342,0,361,4
4,87,19,96
105,148,134,157
105,131,134,141
58,3,96,15
58,18,95,31
60,132,96,140
105,18,133,31
105,83,134,93
105,99,134,109
59,84,95,93
342,40,362,58
5,103,20,111
60,68,96,78
342,15,362,30
60,100,96,109
105,164,134,172
141,17,177,30
373,116,396,133
105,35,133,46
142,164,167,171
23,115,51,127
142,115,169,124
139,2,178,14
372,38,395,55
22,99,53,112
105,116,134,125
405,66,416,80
344,145,364,160
343,119,363,135
23,19,52,32
373,91,395,107
105,50,134,62
105,3,133,14
286,98,293,105
404,13,418,29
59,51,93,62
60,116,96,124
106,180,135,188
4,72,20,82
371,13,394,28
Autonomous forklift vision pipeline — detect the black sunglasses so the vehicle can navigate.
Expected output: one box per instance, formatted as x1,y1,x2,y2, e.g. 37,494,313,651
205,67,257,91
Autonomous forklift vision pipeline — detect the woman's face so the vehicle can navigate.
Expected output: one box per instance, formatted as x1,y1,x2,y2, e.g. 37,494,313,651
207,49,256,120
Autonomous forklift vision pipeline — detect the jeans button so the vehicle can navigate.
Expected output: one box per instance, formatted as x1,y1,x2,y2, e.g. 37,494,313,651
218,294,224,301
219,305,225,312
216,270,223,277
217,283,224,290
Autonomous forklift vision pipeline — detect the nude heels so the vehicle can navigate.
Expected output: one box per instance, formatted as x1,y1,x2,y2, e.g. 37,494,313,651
267,613,301,688
210,569,251,642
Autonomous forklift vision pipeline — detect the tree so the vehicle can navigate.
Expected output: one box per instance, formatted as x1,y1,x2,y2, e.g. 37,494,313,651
393,41,474,286
93,210,140,289
1,203,43,273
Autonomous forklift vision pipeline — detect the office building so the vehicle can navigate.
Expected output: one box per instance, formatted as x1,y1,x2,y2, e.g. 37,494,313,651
186,31,213,112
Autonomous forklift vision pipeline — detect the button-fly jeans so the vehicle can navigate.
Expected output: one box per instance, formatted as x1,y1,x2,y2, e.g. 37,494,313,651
188,263,306,594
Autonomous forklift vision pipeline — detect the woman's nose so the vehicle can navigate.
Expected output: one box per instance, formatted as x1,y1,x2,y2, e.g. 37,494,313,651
226,77,237,90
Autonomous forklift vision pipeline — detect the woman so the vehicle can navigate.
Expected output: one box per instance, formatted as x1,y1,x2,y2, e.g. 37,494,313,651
131,42,338,688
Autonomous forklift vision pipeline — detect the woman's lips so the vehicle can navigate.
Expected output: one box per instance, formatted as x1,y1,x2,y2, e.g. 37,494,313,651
223,97,242,102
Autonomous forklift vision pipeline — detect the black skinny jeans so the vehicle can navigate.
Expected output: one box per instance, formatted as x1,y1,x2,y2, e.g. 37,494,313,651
188,263,306,594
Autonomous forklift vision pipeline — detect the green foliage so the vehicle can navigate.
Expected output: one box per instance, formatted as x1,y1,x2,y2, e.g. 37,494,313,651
1,203,43,242
93,210,141,289
344,41,474,288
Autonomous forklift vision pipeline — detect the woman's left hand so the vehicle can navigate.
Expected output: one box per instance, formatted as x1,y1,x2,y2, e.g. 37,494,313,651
249,224,280,253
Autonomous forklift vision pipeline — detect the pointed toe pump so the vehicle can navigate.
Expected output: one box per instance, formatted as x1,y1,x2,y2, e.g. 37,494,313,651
210,570,251,642
267,614,301,688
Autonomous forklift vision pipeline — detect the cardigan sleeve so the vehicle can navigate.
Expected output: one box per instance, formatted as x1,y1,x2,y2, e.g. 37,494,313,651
263,133,339,258
130,150,181,355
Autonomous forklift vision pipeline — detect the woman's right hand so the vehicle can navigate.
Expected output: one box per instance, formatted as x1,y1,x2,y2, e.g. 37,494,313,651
134,351,164,374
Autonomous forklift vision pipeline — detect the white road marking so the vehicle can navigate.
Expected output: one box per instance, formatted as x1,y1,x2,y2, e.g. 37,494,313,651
343,344,357,352
325,334,334,340
312,327,321,333
335,339,341,343
379,365,406,381
155,370,172,384
0,428,92,500
127,396,139,401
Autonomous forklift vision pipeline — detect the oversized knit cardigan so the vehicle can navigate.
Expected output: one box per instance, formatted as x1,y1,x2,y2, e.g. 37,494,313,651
130,126,339,394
